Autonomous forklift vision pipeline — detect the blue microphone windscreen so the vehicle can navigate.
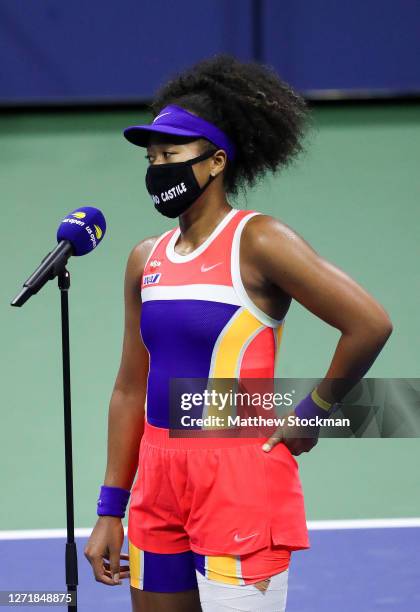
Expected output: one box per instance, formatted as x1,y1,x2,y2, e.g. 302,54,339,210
57,207,106,256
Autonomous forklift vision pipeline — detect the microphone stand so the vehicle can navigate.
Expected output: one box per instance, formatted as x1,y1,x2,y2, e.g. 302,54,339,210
58,267,78,611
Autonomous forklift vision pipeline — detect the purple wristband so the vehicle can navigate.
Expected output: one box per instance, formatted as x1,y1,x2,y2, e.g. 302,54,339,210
294,390,334,421
97,485,131,518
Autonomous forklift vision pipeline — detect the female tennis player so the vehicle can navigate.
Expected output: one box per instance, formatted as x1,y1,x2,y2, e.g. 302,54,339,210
84,55,393,611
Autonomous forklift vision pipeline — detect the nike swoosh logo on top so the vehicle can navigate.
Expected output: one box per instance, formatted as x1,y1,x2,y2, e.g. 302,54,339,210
153,112,171,123
234,532,259,542
200,262,222,272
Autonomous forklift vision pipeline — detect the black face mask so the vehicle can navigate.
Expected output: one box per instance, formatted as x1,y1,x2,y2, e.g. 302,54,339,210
145,149,216,218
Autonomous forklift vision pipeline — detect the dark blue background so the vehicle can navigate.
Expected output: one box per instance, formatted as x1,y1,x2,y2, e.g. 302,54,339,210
1,0,419,104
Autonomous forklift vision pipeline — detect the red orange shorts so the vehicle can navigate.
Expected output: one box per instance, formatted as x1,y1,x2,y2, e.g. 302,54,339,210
127,420,309,587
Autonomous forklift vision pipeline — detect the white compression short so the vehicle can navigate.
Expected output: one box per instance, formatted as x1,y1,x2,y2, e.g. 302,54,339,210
196,568,289,612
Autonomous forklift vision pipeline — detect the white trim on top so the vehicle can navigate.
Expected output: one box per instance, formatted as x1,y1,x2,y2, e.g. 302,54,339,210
272,326,279,371
141,283,242,305
234,323,266,378
165,207,239,263
231,212,285,329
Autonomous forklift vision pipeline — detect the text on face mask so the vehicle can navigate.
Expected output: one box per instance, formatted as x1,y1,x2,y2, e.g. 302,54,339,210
151,182,187,205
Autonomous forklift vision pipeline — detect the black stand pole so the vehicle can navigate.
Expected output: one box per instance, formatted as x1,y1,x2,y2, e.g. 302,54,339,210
58,268,78,611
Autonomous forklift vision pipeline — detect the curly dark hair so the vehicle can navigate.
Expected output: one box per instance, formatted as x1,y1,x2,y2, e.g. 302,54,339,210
150,54,312,197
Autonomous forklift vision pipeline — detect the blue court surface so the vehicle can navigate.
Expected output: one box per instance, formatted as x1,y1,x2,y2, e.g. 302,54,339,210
1,522,419,611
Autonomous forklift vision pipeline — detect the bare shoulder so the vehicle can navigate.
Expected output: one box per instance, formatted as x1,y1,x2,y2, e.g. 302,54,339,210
126,235,160,277
121,235,161,313
241,213,316,259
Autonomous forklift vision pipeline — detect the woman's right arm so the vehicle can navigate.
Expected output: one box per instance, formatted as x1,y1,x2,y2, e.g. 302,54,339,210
84,236,157,586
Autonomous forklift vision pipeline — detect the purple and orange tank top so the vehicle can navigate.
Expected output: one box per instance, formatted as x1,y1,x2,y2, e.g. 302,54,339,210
140,207,285,428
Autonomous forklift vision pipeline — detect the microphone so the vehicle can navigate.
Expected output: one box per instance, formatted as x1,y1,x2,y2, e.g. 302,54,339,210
11,206,106,307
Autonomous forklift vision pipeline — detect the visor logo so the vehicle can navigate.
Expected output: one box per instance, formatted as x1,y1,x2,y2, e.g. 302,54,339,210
153,112,171,123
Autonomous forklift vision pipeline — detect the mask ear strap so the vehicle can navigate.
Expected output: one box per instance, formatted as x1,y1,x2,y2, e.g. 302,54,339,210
201,172,217,190
191,148,219,192
188,148,218,165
